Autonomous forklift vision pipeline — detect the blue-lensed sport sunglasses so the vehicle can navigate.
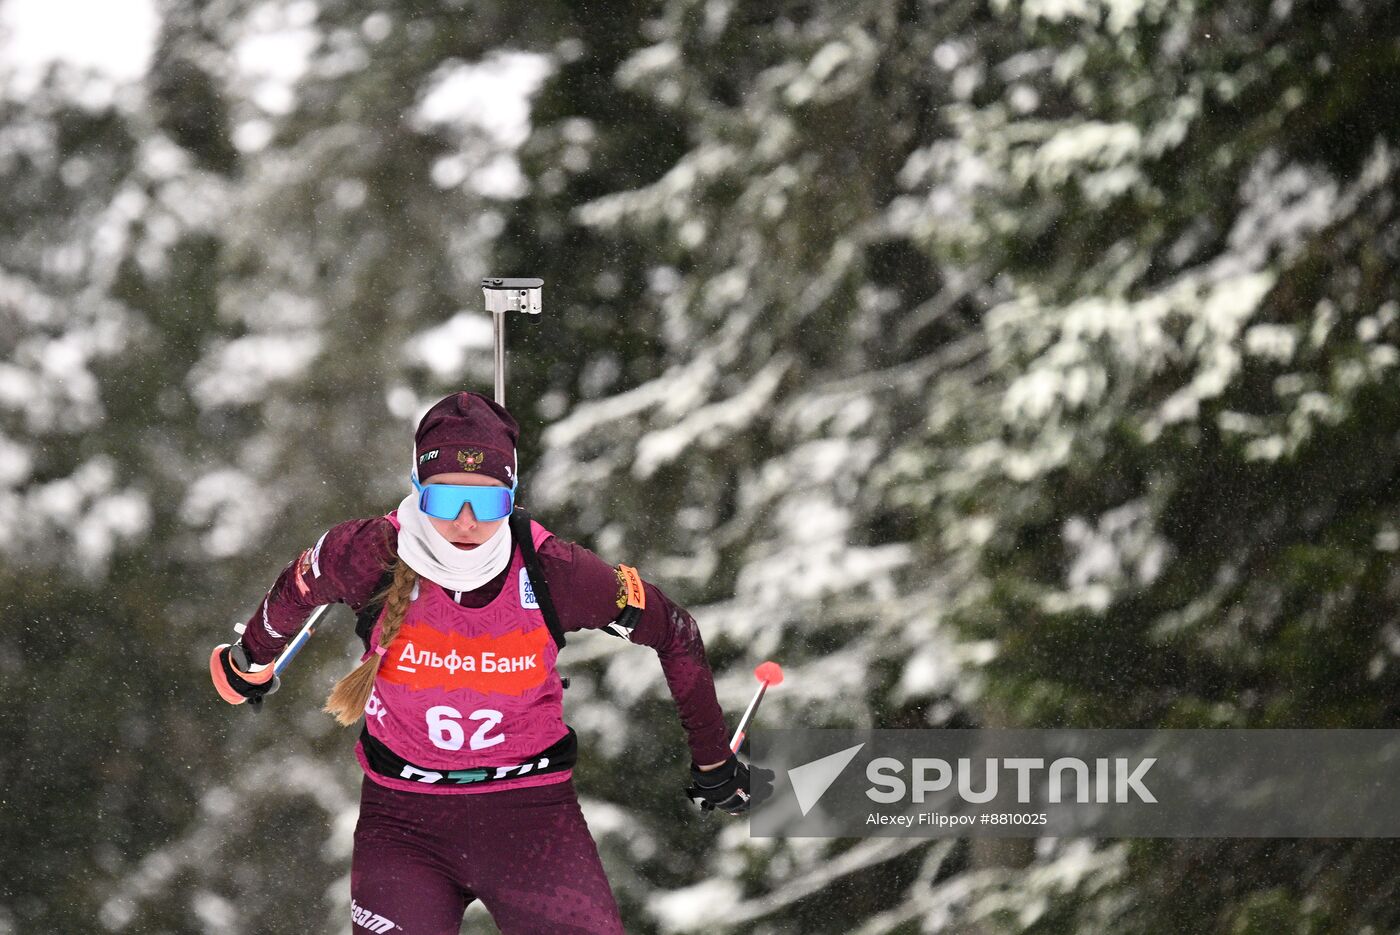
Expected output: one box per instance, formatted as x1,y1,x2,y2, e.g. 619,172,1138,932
411,475,516,522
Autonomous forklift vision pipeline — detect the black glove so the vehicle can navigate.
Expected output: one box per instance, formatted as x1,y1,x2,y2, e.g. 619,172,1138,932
210,642,280,706
685,754,774,815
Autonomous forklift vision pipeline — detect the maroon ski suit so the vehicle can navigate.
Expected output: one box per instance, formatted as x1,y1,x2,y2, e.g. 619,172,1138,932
242,514,732,934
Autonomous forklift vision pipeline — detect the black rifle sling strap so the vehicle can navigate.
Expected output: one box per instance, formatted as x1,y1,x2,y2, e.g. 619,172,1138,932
510,508,567,650
354,568,396,651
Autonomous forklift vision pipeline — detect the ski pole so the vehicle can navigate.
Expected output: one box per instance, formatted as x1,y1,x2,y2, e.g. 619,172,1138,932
231,602,331,679
227,603,331,710
271,603,332,677
729,661,784,754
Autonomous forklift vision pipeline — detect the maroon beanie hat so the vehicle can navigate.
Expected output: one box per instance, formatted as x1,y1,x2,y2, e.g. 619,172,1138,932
414,392,519,486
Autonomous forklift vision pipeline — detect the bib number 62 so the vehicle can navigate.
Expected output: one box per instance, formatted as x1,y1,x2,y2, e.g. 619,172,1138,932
426,705,505,752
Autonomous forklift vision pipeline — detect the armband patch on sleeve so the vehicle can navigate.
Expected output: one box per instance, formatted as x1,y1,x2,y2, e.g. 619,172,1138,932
606,564,646,640
615,564,646,611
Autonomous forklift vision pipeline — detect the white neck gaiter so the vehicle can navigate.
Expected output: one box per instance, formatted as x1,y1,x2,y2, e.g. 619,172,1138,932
394,490,514,591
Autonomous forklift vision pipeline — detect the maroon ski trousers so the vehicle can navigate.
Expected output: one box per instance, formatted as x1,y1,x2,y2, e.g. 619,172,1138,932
351,775,624,934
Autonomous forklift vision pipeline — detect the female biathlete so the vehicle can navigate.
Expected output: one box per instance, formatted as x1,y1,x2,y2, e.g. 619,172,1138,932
209,391,762,934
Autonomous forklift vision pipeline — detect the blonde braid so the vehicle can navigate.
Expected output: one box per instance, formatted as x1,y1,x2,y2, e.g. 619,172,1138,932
323,558,418,727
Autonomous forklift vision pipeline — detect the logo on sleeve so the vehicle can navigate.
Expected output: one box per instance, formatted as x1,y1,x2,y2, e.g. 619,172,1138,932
309,531,328,578
294,549,314,597
614,564,646,610
519,569,539,609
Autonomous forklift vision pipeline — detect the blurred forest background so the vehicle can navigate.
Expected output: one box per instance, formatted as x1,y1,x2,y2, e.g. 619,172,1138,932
4,0,1400,932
